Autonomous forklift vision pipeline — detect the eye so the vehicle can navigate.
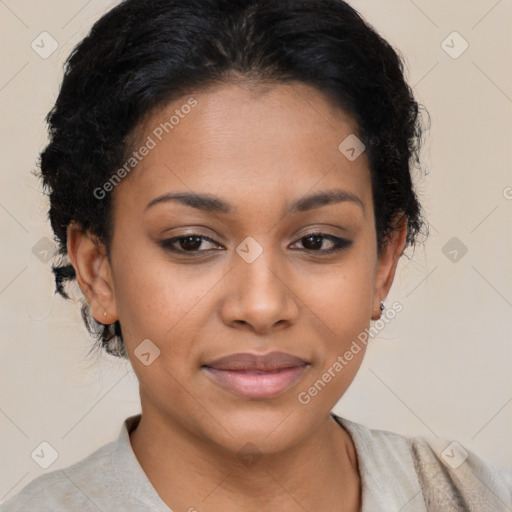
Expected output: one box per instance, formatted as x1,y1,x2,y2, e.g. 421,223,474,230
290,232,352,254
160,234,223,254
160,232,352,256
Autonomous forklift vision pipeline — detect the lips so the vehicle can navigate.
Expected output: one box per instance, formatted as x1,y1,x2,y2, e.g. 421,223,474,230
204,351,307,372
202,351,309,399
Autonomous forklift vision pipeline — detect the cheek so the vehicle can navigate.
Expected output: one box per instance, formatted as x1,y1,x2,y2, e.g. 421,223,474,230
111,257,210,399
110,244,222,358
306,256,375,341
295,260,374,409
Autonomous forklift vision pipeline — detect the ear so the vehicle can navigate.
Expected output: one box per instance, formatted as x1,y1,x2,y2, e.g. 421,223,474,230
371,216,408,320
66,222,117,324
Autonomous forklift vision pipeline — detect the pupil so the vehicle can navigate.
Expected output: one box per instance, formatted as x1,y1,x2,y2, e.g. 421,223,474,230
304,235,322,250
181,236,202,250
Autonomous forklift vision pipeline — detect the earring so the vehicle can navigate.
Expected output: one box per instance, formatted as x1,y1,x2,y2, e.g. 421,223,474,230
380,300,385,312
103,311,107,317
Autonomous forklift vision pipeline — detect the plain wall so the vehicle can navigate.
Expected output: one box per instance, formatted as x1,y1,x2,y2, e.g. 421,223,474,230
1,0,511,503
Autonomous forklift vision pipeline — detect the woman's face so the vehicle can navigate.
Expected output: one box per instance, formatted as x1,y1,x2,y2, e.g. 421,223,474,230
90,82,403,454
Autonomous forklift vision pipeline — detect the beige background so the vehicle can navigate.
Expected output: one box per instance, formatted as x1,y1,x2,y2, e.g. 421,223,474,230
1,0,511,503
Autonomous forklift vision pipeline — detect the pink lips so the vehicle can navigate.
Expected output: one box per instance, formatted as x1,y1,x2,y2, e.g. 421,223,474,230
203,351,309,399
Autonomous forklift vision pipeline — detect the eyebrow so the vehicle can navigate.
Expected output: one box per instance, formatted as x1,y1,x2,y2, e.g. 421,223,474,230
144,188,364,215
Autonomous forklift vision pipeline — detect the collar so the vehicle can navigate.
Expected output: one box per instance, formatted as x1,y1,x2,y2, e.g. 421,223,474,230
332,413,427,512
113,412,427,512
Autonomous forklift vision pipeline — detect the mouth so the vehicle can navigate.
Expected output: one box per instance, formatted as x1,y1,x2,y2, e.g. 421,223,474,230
202,351,310,399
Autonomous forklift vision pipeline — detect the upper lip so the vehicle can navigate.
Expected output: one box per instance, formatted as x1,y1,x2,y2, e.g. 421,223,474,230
203,351,308,371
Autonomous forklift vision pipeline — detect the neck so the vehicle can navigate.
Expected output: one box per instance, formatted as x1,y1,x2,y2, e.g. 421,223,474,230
130,409,360,512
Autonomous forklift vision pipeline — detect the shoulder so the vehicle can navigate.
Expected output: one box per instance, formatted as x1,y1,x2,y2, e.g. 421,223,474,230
0,440,117,512
333,413,421,474
407,433,512,511
333,413,512,511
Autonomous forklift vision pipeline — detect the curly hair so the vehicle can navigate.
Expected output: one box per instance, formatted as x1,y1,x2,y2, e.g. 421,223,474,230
39,0,428,358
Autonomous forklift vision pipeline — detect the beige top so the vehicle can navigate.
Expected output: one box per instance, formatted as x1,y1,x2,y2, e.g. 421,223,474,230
1,412,510,511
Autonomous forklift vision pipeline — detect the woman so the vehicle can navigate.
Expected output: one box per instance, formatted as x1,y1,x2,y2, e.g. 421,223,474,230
1,0,510,511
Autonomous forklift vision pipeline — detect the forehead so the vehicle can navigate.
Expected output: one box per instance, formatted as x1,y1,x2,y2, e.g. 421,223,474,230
113,82,372,217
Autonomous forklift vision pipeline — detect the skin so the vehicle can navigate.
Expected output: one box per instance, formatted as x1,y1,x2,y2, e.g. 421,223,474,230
67,81,407,512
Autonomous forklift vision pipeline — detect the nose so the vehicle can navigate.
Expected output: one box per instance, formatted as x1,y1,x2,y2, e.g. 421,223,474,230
219,246,300,335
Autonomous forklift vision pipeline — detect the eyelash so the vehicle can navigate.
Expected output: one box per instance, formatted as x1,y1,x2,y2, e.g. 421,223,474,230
159,232,353,256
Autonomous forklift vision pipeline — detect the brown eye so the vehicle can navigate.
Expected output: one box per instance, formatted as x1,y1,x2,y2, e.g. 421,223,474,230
160,235,223,254
292,233,352,253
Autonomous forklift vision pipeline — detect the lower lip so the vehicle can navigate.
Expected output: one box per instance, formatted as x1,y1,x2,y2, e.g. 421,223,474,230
203,365,308,399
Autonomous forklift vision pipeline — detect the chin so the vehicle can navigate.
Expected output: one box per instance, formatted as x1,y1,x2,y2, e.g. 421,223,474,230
196,401,317,455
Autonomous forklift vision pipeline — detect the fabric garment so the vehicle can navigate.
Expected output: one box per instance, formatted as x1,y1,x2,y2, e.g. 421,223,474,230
1,412,510,511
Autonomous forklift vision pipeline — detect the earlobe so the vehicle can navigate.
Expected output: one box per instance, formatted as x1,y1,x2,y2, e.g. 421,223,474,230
66,222,117,324
371,217,408,320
